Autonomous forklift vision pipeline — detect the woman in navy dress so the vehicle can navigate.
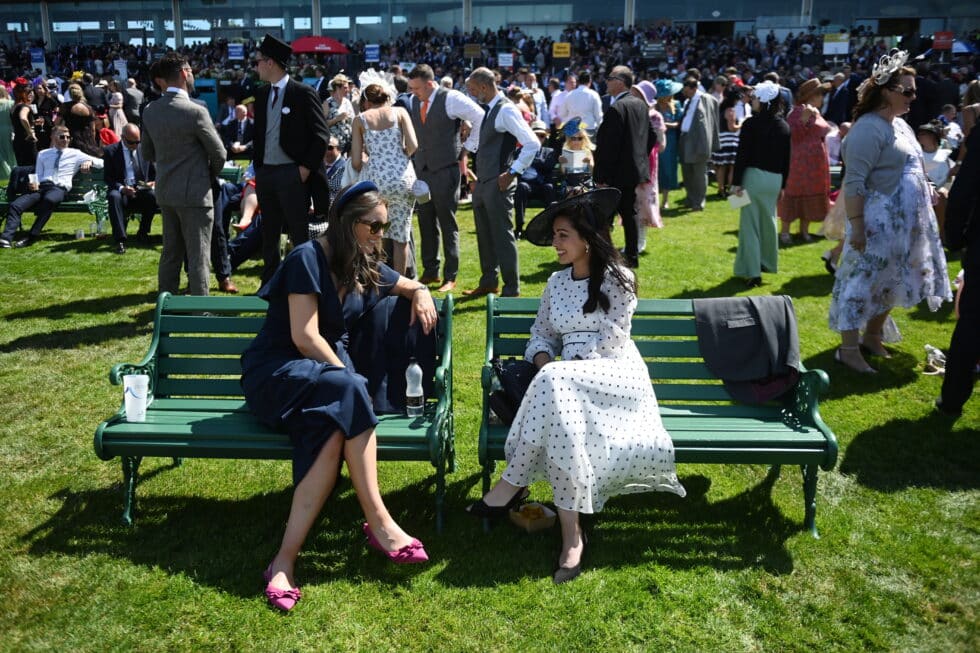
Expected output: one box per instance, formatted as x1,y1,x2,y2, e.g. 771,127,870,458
241,181,438,611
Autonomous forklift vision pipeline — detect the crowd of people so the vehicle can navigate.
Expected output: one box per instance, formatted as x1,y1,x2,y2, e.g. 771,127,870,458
0,25,977,609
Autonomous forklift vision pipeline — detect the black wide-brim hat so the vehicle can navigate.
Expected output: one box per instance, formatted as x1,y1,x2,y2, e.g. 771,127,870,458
523,188,622,246
258,33,292,68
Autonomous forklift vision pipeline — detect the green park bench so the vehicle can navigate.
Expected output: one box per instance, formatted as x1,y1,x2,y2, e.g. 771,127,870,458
0,171,109,230
94,292,456,530
478,295,838,537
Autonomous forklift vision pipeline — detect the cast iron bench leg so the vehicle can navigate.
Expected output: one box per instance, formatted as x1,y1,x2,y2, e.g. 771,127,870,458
801,464,819,539
121,455,143,526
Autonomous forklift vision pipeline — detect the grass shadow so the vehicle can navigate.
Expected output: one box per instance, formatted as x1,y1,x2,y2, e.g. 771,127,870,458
771,273,835,299
804,348,920,399
48,236,123,254
433,470,797,588
6,292,158,320
839,414,980,491
668,277,752,300
0,314,155,352
907,299,956,323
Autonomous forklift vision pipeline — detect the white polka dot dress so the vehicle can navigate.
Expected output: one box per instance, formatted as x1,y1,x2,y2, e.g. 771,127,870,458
501,267,686,513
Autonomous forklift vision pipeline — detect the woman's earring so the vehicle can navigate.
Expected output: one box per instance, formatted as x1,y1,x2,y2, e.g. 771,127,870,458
585,245,590,253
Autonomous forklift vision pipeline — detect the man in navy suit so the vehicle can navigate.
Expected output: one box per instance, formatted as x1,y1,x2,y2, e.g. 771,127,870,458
514,120,559,238
222,104,255,159
103,123,158,253
252,33,330,283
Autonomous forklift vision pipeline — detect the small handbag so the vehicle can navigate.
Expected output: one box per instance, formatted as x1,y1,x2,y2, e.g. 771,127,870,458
340,158,361,187
488,358,538,426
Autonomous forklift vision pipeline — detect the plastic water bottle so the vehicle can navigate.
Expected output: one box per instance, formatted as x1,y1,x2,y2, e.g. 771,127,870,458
405,357,424,417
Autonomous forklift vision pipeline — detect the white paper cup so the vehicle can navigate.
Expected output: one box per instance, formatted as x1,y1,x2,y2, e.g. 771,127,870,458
27,173,38,185
123,374,150,422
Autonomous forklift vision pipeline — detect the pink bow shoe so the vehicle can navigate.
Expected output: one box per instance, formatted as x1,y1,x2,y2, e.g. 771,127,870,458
362,523,429,564
263,564,301,612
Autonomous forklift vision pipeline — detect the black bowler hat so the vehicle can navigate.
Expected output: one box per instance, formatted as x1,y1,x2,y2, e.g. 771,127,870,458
258,33,292,68
523,188,622,246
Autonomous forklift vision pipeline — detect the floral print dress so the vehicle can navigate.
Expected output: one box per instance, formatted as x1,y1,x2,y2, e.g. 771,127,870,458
828,119,951,333
360,115,417,244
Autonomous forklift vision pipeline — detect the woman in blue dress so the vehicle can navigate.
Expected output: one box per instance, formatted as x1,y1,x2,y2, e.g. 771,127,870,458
241,181,438,611
654,79,683,211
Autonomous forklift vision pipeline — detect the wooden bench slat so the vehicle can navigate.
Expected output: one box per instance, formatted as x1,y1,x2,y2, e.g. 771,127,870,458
649,361,716,379
162,295,269,313
147,398,250,411
630,320,698,336
155,377,250,397
159,336,253,356
650,384,734,401
158,357,244,375
635,298,695,314
159,315,267,334
635,340,704,357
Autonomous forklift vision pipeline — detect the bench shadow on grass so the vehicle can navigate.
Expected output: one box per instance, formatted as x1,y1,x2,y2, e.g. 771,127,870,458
839,413,980,492
23,465,797,594
0,313,155,353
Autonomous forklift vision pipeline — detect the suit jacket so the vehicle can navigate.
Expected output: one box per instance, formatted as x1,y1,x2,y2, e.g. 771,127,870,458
593,93,652,188
313,76,330,103
123,86,144,123
222,118,255,156
103,141,156,192
253,78,329,171
944,126,980,272
678,93,721,164
140,91,226,208
521,145,559,185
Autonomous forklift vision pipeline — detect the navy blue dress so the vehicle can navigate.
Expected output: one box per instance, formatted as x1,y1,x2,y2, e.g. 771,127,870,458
241,240,402,485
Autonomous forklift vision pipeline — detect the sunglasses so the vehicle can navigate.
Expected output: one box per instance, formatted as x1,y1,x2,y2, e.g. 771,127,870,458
56,134,70,140
124,138,140,145
326,145,338,151
568,136,584,141
358,219,388,234
889,85,916,98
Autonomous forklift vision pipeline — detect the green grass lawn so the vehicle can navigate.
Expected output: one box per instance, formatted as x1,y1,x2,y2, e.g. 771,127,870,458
0,195,977,651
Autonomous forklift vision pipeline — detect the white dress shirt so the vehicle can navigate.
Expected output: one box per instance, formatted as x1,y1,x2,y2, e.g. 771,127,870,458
267,75,289,113
559,86,603,130
548,90,566,124
486,94,540,175
35,147,104,191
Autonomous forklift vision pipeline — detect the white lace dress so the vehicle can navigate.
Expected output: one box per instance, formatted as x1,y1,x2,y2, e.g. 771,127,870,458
501,267,686,514
360,115,417,243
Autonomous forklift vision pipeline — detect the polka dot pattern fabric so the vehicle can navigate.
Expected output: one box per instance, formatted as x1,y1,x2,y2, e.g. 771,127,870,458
501,267,686,514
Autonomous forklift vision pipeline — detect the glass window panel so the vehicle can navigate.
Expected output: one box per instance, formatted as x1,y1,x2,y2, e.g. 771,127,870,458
323,17,352,30
356,16,383,25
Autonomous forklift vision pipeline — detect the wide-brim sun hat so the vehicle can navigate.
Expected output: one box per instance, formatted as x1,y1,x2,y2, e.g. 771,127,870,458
523,188,622,246
796,77,831,103
632,80,657,106
654,79,683,98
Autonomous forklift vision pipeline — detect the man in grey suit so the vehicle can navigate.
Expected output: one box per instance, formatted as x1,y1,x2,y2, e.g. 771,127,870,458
123,78,144,125
678,77,720,211
141,53,226,296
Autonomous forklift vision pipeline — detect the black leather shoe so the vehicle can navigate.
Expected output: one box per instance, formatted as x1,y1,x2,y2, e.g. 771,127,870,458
624,255,639,269
465,487,529,520
115,242,127,254
0,238,11,249
553,533,588,585
135,232,151,245
746,277,763,288
14,236,36,248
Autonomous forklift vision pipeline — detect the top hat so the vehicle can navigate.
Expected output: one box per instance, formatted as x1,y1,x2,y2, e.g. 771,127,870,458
258,33,292,68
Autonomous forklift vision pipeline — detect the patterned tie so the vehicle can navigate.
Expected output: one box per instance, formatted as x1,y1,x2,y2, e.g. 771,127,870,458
52,149,62,183
420,99,428,124
129,148,142,181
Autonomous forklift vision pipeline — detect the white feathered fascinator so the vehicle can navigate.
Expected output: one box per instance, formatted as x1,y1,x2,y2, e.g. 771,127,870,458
871,49,909,86
358,68,397,105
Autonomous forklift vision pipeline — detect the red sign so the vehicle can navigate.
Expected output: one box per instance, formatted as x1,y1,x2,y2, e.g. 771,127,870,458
933,31,954,50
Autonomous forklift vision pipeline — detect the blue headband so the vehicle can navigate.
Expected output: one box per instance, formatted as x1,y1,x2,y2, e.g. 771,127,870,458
334,180,379,217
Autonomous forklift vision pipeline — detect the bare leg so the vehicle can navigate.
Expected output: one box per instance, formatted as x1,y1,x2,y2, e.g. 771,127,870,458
837,328,875,373
480,478,523,507
830,240,844,265
660,190,669,210
267,431,345,590
236,186,258,230
861,311,892,356
799,218,812,240
344,427,416,552
556,508,585,569
391,240,410,276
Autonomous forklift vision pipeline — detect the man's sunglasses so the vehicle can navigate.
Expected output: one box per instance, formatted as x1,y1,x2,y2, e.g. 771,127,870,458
358,220,388,234
124,138,141,146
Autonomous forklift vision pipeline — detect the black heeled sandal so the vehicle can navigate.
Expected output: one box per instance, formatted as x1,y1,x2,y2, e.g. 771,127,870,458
465,487,529,520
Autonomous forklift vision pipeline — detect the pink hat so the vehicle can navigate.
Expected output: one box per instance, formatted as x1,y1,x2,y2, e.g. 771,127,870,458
632,80,657,106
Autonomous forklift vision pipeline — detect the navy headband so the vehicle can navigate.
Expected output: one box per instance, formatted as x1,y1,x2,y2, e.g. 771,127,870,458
334,180,379,217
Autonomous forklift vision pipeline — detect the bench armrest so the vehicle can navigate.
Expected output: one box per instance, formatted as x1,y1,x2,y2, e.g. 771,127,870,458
786,367,838,471
107,292,171,397
427,295,454,466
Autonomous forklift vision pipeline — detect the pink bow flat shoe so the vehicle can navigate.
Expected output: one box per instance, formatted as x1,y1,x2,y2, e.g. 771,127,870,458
263,564,301,612
362,523,429,564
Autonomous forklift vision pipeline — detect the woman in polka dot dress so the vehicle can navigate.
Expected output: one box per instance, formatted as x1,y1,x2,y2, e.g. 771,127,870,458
467,189,686,584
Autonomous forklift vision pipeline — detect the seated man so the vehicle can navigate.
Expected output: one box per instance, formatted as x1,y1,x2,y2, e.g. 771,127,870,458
1,125,104,248
323,136,346,205
103,123,158,254
222,104,254,160
514,120,559,238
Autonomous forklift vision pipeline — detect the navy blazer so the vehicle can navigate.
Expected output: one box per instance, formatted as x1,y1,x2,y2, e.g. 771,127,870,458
253,78,329,170
103,141,156,192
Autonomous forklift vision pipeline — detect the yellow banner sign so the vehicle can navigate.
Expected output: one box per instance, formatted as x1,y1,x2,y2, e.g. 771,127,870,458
552,42,571,59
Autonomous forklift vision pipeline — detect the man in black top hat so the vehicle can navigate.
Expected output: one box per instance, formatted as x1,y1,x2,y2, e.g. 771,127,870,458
251,33,331,284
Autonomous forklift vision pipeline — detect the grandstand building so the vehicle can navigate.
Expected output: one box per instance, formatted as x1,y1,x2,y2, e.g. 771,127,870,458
1,1,977,48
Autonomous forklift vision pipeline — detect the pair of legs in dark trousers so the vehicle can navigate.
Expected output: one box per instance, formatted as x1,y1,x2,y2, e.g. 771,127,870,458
210,182,242,282
515,180,556,237
106,188,157,243
1,182,65,241
255,164,311,285
614,184,639,267
940,269,979,414
417,165,461,282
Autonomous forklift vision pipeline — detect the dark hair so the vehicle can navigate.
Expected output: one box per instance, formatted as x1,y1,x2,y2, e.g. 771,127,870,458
13,84,32,103
324,185,388,295
361,83,391,108
763,72,780,83
408,64,435,82
852,66,915,121
393,75,408,93
553,203,636,314
577,70,592,85
157,53,189,85
610,65,633,87
755,94,785,119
